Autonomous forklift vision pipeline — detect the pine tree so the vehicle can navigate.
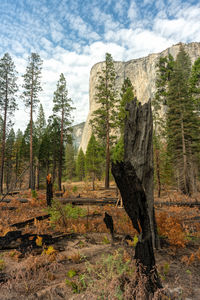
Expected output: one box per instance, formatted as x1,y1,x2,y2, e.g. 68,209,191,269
65,143,76,180
5,128,15,191
189,57,200,111
90,53,118,189
35,103,46,189
113,77,134,162
22,53,43,190
0,53,18,193
35,103,46,141
85,134,102,190
166,46,200,194
76,148,85,181
53,73,74,190
14,129,23,186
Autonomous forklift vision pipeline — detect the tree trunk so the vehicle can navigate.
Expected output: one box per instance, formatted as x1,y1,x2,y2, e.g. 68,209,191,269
155,148,161,198
105,104,110,189
112,99,162,298
181,118,188,194
0,78,8,194
29,80,34,190
92,171,95,191
58,107,64,191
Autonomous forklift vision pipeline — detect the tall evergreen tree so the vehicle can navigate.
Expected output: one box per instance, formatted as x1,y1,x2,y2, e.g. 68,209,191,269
113,77,134,162
76,148,85,181
189,57,200,111
0,53,18,193
14,129,23,185
53,73,74,190
90,53,118,189
166,46,200,194
5,128,15,191
22,53,43,190
85,134,102,190
65,143,76,180
35,103,46,189
35,103,46,141
152,54,175,196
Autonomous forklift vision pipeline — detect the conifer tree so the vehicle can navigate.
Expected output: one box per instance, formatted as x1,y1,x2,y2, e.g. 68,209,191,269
76,148,85,181
5,128,15,191
113,77,134,162
0,53,18,193
53,73,74,190
14,129,23,185
35,103,46,141
90,53,118,189
65,143,76,180
190,57,200,111
35,103,46,189
166,46,200,194
85,134,101,190
22,53,43,190
152,54,175,196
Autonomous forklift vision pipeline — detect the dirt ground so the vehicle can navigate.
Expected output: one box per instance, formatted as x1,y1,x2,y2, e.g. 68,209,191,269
0,181,200,300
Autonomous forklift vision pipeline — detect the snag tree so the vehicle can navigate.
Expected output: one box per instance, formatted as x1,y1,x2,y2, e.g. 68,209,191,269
112,99,162,298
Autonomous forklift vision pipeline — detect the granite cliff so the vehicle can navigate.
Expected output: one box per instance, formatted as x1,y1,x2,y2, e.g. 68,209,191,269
80,42,200,152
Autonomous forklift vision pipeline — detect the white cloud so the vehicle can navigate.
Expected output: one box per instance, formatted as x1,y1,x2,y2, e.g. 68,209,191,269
128,1,138,22
0,0,200,133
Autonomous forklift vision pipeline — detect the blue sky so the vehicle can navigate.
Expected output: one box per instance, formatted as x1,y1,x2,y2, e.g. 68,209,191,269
0,0,200,131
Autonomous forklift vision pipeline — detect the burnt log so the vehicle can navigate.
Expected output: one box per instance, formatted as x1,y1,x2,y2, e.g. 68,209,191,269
0,230,76,252
112,99,162,298
11,214,50,229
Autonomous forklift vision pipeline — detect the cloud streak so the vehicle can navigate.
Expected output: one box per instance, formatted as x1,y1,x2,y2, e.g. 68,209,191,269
0,0,199,132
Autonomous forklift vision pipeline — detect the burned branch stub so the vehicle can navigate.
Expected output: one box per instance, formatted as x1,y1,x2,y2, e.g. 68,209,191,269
46,173,53,206
112,98,162,298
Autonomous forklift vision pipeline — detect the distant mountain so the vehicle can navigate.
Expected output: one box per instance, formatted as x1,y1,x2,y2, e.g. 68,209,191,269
71,122,85,149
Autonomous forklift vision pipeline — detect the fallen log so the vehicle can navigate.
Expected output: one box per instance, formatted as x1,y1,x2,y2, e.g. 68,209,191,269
59,197,117,206
155,201,200,208
10,214,50,229
0,230,77,252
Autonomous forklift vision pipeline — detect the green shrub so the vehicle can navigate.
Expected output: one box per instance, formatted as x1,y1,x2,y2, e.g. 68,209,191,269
46,200,87,227
31,190,37,199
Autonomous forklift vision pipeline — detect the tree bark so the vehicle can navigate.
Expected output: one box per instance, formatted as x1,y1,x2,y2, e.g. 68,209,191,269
112,99,162,298
29,71,34,190
155,148,161,198
0,76,8,194
58,106,64,191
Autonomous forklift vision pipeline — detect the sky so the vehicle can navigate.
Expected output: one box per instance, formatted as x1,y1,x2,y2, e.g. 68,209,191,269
0,0,200,132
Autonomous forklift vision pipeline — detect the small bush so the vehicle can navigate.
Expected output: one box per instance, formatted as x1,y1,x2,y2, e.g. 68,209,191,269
46,200,87,228
31,190,37,199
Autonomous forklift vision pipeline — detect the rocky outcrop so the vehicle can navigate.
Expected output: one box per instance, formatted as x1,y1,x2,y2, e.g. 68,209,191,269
72,122,85,149
80,42,200,152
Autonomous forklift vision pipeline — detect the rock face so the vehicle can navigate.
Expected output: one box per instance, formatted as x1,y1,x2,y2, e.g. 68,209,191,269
72,122,85,149
80,42,200,152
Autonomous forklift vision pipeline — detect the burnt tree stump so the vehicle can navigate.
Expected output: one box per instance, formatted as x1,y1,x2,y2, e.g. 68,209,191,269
46,174,53,206
112,99,162,298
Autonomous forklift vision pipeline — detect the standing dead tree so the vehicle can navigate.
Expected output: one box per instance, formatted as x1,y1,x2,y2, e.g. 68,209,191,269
46,173,53,206
112,98,162,298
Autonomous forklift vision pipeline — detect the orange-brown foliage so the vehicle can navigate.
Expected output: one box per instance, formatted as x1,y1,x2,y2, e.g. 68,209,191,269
156,211,186,248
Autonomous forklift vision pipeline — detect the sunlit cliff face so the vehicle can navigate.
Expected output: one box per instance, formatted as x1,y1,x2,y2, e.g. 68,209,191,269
80,42,200,152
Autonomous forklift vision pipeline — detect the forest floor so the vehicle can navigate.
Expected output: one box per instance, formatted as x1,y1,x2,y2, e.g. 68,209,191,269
0,181,200,300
